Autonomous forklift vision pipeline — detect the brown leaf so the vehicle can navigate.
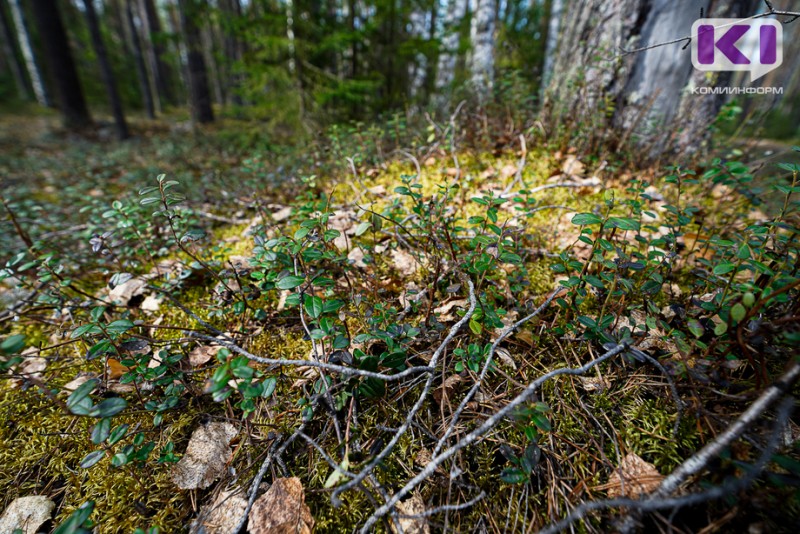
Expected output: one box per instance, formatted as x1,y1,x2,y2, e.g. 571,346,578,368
108,277,147,305
433,374,463,403
433,298,469,322
390,494,430,534
171,422,238,490
107,358,131,380
189,345,220,367
191,489,248,534
0,495,55,534
390,249,421,276
248,477,314,534
605,453,663,498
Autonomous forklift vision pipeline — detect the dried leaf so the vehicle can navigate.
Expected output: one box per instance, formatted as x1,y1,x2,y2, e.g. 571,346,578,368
390,249,420,276
190,489,248,534
171,422,238,489
189,345,220,367
605,453,663,498
140,294,162,311
433,374,463,403
433,298,469,322
108,277,147,305
0,495,55,534
63,374,96,391
390,494,430,534
107,358,131,380
248,477,314,534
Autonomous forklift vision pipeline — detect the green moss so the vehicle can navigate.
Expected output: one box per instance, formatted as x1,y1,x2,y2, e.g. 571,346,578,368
0,385,198,532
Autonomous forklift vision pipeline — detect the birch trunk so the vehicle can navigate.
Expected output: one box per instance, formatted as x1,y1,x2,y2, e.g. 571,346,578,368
434,0,468,103
468,0,495,101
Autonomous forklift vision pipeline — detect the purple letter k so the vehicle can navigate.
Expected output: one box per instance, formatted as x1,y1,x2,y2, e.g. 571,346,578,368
697,24,751,65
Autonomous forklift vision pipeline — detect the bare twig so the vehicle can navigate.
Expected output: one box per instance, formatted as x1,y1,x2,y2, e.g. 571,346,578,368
359,343,629,533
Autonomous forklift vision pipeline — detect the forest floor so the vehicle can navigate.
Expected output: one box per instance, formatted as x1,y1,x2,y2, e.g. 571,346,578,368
1,113,799,533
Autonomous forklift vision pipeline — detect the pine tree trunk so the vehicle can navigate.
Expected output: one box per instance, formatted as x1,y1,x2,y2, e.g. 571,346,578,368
8,0,47,105
541,0,563,87
0,0,29,100
30,0,91,129
126,0,155,118
178,0,214,124
219,0,242,105
468,0,495,101
82,0,129,140
139,0,175,106
543,0,756,161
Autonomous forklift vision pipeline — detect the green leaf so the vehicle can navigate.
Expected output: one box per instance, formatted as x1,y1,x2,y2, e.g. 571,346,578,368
606,217,640,231
111,452,128,467
80,450,105,469
304,295,324,319
88,397,128,418
531,413,552,432
106,319,135,336
91,418,111,444
107,424,129,446
500,467,528,484
261,377,277,398
53,501,95,534
571,213,602,226
276,275,305,290
730,303,747,323
713,262,736,276
469,318,483,335
67,379,98,412
1,334,26,354
355,221,371,236
71,324,102,339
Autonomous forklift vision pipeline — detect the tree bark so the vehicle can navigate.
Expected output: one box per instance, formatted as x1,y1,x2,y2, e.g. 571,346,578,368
82,0,129,140
0,0,30,100
30,0,91,129
139,0,175,107
126,0,155,118
468,0,495,102
541,0,563,88
8,0,47,105
219,0,242,105
434,0,468,105
543,0,756,162
178,0,214,124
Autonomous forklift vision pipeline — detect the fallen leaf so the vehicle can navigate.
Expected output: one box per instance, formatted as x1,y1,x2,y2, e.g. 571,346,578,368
561,155,586,176
108,277,147,305
171,422,239,489
189,345,220,367
433,374,463,403
248,477,314,534
390,494,430,534
107,358,131,380
605,453,663,498
494,347,517,370
63,374,95,391
433,298,468,322
0,495,55,534
140,294,162,311
347,247,368,268
391,249,421,276
190,489,248,534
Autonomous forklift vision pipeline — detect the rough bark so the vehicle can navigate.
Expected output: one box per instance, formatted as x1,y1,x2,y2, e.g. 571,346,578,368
543,0,756,161
126,0,155,118
178,0,214,124
434,0,468,104
541,0,563,87
468,0,495,101
8,0,47,105
0,0,29,100
82,0,129,140
139,0,175,106
219,0,242,105
30,0,91,129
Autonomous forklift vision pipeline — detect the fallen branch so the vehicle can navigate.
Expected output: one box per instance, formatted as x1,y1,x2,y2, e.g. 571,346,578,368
358,343,629,533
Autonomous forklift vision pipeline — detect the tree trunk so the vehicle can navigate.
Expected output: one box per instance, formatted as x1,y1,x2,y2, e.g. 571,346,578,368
82,0,129,140
8,0,47,105
178,0,214,124
0,0,30,100
30,0,91,129
541,0,563,87
139,0,175,106
468,0,495,102
126,0,155,118
543,0,756,162
407,7,428,101
434,0,468,104
219,0,242,105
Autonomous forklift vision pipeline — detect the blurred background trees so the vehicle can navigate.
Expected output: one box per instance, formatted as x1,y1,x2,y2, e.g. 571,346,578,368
0,0,796,153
